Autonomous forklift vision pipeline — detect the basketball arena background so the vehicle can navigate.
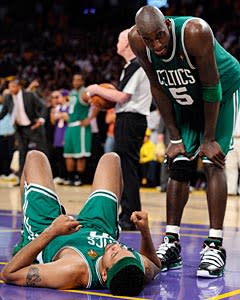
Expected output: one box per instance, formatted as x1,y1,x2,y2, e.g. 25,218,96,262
0,0,239,95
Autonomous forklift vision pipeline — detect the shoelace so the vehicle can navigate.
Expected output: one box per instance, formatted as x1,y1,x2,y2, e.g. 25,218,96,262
156,237,177,258
200,245,225,267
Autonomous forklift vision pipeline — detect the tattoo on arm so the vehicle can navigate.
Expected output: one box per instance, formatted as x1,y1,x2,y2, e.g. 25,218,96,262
26,266,41,286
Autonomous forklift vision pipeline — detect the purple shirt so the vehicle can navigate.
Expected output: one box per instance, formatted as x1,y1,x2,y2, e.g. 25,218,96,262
53,104,68,147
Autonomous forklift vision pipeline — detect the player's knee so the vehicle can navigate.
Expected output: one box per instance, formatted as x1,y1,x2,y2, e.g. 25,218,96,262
25,150,47,168
26,150,44,161
203,162,224,176
169,160,195,182
101,152,120,164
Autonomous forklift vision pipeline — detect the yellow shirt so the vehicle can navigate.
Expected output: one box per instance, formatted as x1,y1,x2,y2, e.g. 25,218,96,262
140,140,156,163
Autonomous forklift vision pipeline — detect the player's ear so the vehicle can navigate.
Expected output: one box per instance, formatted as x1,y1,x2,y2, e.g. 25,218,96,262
165,19,171,28
101,268,108,283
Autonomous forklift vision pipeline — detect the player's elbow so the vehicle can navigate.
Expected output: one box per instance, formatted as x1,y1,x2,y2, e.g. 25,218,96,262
1,268,25,286
1,267,14,283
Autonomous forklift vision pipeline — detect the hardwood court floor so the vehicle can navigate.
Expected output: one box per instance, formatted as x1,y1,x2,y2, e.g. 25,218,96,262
0,183,240,300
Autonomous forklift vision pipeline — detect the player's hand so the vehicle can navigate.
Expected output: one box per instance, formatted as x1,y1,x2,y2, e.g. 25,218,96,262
30,119,44,130
80,117,91,127
199,140,225,168
48,215,81,236
27,79,39,91
85,84,99,96
81,91,91,103
165,142,186,167
131,211,149,233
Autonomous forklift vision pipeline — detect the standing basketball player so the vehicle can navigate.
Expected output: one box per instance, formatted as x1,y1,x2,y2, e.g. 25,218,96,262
128,5,240,277
64,74,98,186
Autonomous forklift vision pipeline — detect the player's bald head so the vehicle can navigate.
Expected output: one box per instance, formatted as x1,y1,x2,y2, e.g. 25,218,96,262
135,5,165,35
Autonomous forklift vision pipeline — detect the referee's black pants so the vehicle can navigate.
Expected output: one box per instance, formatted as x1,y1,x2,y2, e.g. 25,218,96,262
114,112,147,224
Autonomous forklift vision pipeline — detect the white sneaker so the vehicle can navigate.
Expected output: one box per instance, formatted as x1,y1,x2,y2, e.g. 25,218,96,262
73,179,82,186
53,177,64,184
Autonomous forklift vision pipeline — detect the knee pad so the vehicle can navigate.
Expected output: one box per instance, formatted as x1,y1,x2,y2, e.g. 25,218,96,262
169,160,195,182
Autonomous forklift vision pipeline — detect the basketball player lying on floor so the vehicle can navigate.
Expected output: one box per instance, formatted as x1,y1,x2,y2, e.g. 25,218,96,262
1,150,161,296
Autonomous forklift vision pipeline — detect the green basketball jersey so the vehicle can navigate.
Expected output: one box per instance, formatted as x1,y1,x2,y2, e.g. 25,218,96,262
147,17,240,111
42,229,143,289
68,87,90,122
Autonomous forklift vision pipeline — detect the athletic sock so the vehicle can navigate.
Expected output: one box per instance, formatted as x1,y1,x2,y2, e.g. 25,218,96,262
166,225,180,241
208,229,223,246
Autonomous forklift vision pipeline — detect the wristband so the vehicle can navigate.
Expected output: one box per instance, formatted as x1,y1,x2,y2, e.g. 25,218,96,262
170,139,182,144
202,82,222,102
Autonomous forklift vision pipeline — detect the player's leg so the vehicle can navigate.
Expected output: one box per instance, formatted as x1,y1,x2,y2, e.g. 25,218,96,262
75,157,86,186
23,150,56,191
74,126,92,185
156,159,196,271
77,152,123,239
156,107,201,271
197,88,239,278
91,152,123,200
13,150,63,256
63,126,76,185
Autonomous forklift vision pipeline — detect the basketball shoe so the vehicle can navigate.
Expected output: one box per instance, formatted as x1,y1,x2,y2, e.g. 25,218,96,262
156,235,182,271
197,238,226,278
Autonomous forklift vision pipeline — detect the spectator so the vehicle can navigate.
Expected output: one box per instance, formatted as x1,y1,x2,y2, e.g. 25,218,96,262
50,89,69,184
139,128,158,187
0,78,48,177
0,92,15,178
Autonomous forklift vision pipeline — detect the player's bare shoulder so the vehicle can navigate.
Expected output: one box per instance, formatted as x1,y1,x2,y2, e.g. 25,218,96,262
128,25,146,57
184,18,214,56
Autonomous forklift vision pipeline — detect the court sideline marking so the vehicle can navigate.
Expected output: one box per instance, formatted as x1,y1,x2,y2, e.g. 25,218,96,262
208,289,240,299
0,280,149,300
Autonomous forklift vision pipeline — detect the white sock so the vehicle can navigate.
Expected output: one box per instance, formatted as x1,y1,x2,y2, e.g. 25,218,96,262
166,225,180,238
209,229,223,239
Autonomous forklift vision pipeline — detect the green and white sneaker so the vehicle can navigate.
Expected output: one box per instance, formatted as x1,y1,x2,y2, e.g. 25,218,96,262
156,235,183,272
197,239,226,278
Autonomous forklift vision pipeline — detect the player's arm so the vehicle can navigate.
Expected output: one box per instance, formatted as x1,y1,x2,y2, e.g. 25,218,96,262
184,19,225,167
85,84,130,104
80,104,100,127
128,26,181,141
131,211,161,282
1,215,81,288
2,257,84,289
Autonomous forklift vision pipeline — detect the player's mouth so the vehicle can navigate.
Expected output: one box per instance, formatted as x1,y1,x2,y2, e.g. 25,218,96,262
154,47,167,56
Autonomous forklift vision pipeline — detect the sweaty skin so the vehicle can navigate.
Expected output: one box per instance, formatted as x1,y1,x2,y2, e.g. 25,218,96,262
129,6,225,168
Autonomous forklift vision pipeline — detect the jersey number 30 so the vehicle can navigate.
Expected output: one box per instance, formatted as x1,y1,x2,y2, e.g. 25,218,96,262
169,87,194,105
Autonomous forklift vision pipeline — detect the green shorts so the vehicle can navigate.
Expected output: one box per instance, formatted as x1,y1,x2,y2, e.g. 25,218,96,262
19,183,63,248
14,185,119,254
77,189,119,239
174,88,239,160
64,124,92,158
